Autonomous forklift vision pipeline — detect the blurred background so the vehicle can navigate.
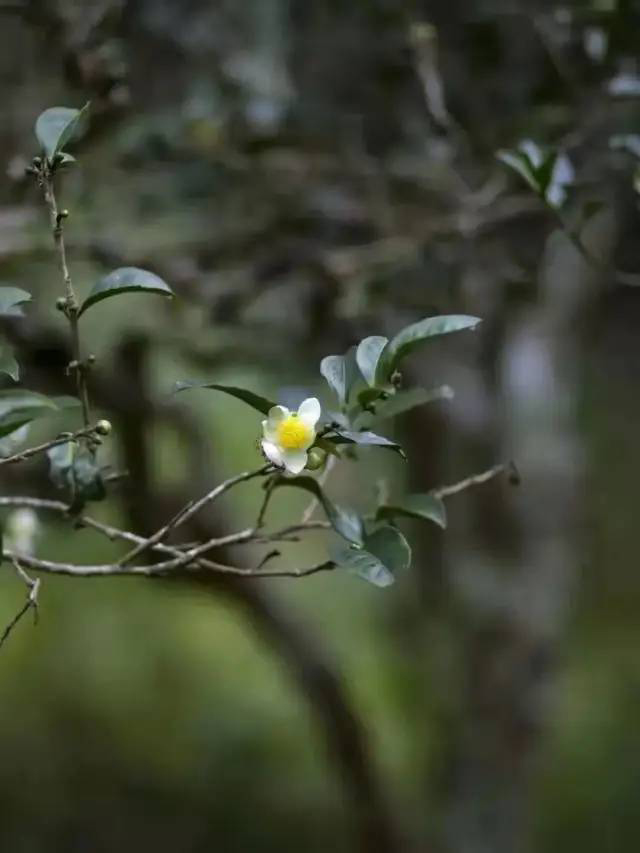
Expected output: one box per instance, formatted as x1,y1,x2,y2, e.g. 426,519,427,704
1,1,640,851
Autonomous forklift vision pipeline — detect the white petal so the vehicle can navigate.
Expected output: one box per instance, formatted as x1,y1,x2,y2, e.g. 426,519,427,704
261,440,284,467
297,397,321,428
266,405,289,432
281,449,308,474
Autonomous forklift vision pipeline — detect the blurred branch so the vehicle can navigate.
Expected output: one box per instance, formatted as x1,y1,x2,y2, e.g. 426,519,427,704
0,559,40,651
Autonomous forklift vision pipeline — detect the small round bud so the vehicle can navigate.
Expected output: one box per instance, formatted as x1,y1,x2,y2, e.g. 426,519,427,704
59,209,69,219
306,447,327,471
55,296,67,311
32,156,42,167
95,419,112,436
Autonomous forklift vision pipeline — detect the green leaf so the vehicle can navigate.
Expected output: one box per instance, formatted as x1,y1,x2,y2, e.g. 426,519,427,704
47,441,76,489
378,315,481,381
369,386,454,422
35,103,89,161
496,149,540,194
174,380,276,416
377,493,447,529
332,525,411,587
0,286,31,317
356,336,388,387
320,347,360,406
79,267,174,316
0,389,58,438
0,345,19,382
327,429,406,458
48,441,105,513
272,475,364,544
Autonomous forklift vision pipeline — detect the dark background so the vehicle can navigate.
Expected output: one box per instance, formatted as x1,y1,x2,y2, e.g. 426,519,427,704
1,1,640,851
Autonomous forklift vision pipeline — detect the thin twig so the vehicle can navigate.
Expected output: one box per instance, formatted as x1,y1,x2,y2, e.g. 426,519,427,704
41,169,90,426
0,423,101,467
432,461,519,500
116,464,271,566
0,559,40,650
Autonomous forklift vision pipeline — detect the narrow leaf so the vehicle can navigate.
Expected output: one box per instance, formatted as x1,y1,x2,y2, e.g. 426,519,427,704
79,267,174,316
174,380,276,416
356,336,388,387
327,429,406,458
379,315,481,380
273,475,364,544
496,149,540,193
377,493,447,529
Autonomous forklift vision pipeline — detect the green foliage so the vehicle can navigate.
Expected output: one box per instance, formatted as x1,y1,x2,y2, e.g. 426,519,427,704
320,348,360,406
0,389,59,438
0,286,31,317
272,475,364,545
0,346,19,382
331,525,411,587
35,103,89,161
356,336,388,387
47,441,106,513
174,380,276,415
79,267,174,316
497,141,573,209
377,493,447,529
377,315,481,381
325,429,406,459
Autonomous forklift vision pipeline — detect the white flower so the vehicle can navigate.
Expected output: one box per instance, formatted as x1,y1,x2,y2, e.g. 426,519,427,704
261,397,321,474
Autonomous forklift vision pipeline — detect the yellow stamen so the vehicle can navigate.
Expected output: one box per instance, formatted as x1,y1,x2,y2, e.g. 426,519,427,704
276,414,312,450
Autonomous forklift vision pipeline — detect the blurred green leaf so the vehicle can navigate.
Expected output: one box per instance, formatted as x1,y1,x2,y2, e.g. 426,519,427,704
320,347,360,406
0,389,58,438
273,475,364,544
377,493,447,529
174,380,276,415
378,315,481,381
332,525,411,587
79,267,173,316
356,336,388,387
48,441,105,513
0,286,31,317
35,103,89,160
0,345,19,382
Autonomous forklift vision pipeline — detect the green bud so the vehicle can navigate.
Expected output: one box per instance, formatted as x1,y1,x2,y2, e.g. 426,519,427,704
95,419,112,436
306,447,327,471
55,297,67,311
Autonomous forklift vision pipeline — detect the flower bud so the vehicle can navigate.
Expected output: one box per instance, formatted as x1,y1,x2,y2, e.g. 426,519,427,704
306,447,327,471
95,419,112,436
55,297,67,311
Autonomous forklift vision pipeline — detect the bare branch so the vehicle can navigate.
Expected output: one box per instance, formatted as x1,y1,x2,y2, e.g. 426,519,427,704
432,461,519,500
0,559,41,650
0,423,104,467
116,464,271,567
